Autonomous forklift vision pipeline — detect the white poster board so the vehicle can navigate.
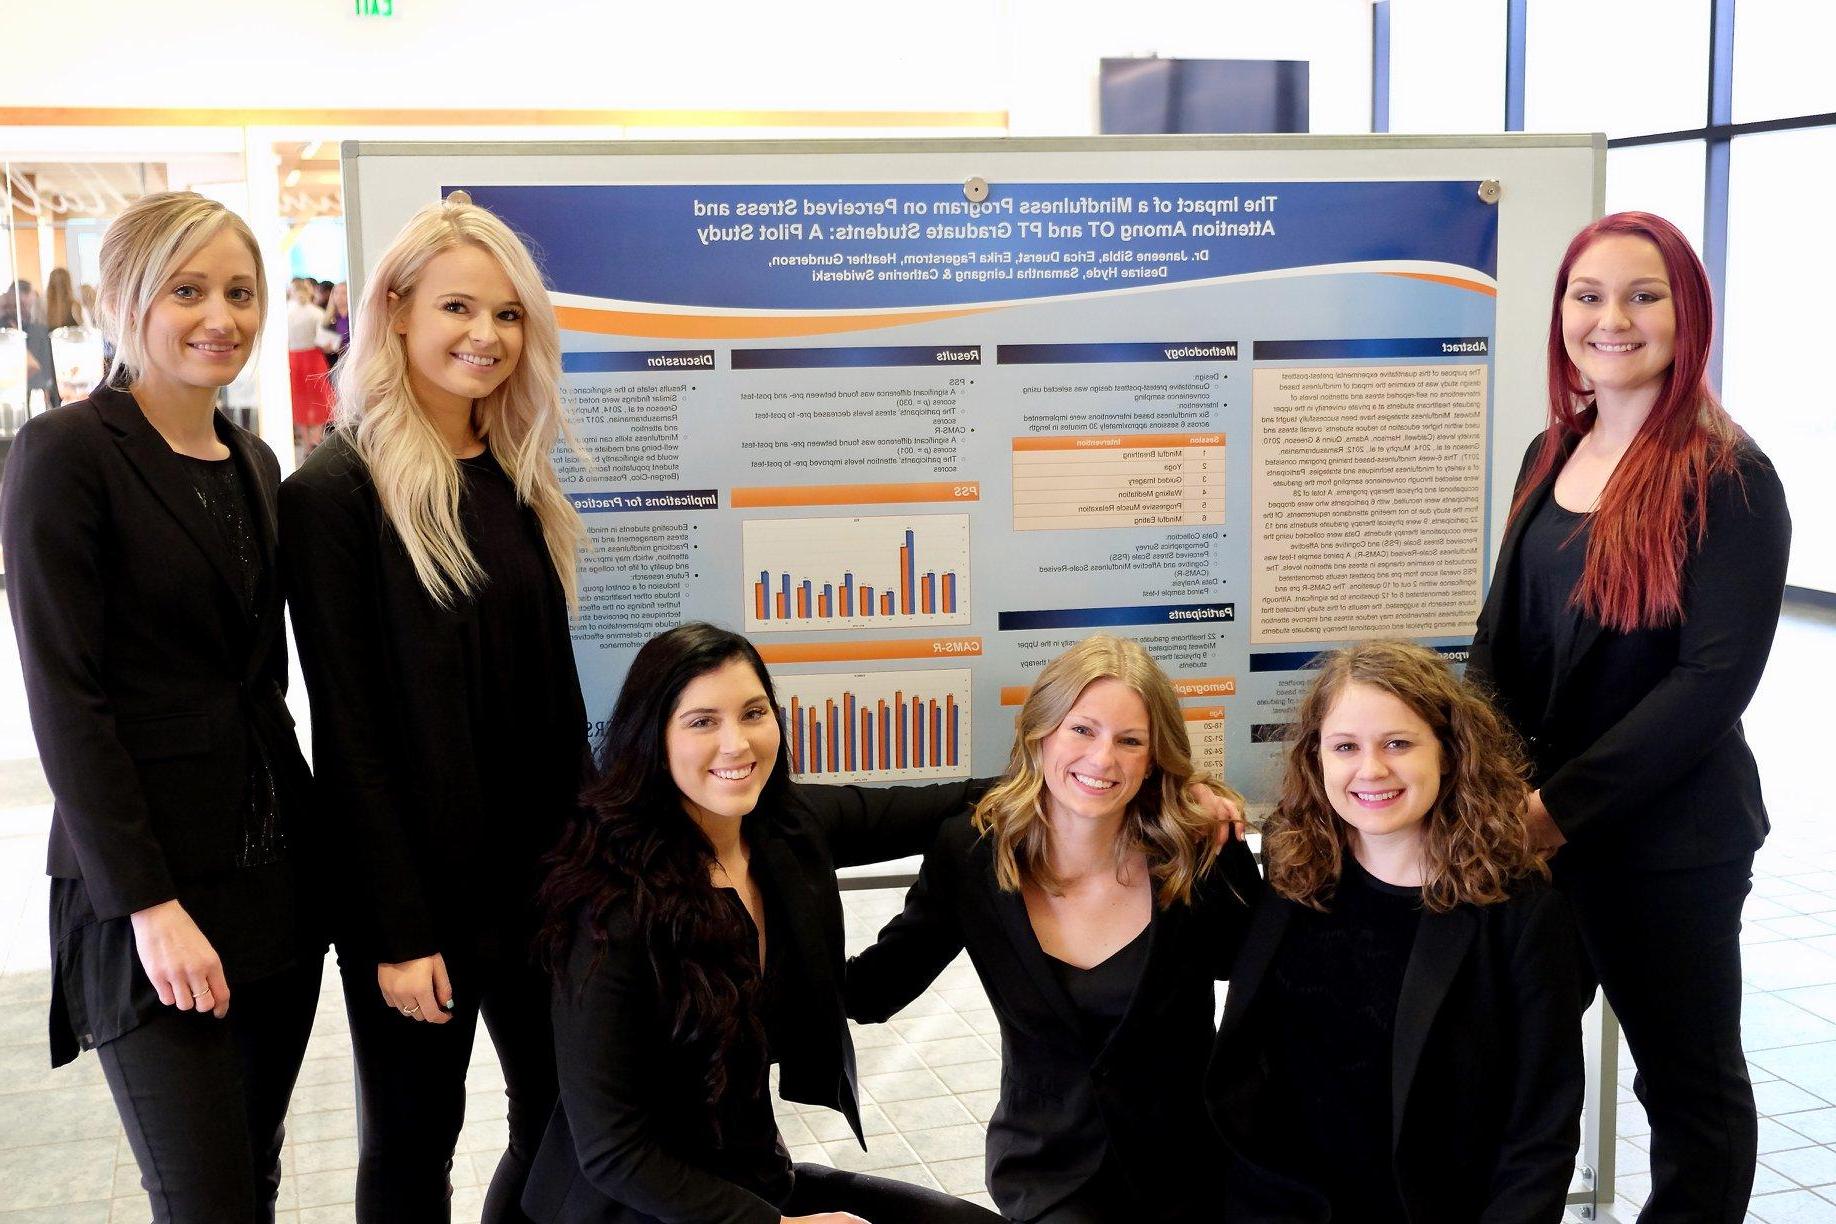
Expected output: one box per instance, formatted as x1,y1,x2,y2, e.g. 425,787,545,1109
342,135,1603,803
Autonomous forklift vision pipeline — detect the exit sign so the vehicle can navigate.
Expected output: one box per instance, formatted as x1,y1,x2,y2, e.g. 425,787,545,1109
355,0,394,14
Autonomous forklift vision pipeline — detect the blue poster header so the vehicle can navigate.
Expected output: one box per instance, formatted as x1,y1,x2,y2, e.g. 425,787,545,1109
455,180,1498,312
1253,337,1490,360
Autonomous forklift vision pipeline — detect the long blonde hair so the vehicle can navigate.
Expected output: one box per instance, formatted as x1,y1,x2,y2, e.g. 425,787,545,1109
974,633,1235,907
96,192,267,390
336,198,580,607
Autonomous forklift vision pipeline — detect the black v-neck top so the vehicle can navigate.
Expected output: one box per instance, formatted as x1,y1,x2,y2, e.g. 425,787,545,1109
1046,920,1151,1048
1508,493,1594,740
1257,857,1422,1224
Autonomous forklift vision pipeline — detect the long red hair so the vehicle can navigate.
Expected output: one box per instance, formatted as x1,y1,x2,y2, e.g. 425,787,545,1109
1511,211,1743,632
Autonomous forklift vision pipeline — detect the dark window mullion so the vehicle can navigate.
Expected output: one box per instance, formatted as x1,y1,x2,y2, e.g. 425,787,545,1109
1704,0,1735,389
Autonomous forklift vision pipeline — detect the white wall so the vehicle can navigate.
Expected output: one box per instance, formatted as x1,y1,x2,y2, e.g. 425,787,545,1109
1,0,1371,137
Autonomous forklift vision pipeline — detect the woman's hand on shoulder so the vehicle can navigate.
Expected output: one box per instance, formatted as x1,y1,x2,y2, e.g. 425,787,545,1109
378,953,454,1025
1189,781,1248,845
129,899,230,1019
1524,789,1567,857
783,1214,871,1224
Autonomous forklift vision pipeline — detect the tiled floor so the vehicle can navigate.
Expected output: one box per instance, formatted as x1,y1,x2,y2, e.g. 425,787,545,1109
0,596,1831,1223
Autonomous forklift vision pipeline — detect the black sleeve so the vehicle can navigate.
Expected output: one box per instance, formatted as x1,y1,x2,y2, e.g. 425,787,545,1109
0,415,176,918
1481,890,1585,1223
1540,452,1792,840
279,472,437,963
1198,838,1266,979
551,915,781,1224
1468,434,1545,694
844,822,969,1023
792,779,979,869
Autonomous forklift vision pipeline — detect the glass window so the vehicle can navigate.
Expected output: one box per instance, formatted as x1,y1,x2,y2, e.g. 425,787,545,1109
1606,141,1706,254
1734,0,1836,123
1722,126,1836,591
1387,0,1506,133
1526,0,1709,137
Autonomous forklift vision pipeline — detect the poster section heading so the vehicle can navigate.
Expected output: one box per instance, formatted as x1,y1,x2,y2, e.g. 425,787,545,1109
457,180,1498,310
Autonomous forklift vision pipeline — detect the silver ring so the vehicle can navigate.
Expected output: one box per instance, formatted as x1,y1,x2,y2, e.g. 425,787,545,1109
403,1004,421,1016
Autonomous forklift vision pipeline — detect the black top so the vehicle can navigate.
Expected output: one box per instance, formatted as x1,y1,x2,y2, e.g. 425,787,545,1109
280,431,590,964
1507,495,1591,745
845,814,1264,1223
457,449,575,952
1259,857,1420,1224
1469,432,1792,868
2,387,316,1066
1209,883,1586,1223
706,887,794,1206
1045,920,1151,1050
523,779,982,1224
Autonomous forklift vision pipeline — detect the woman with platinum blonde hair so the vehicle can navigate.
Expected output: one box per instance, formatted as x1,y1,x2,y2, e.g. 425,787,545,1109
281,195,588,1222
847,633,1260,1223
3,191,321,1221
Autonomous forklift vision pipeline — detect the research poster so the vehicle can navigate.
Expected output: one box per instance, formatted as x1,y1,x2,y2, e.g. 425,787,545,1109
456,178,1498,801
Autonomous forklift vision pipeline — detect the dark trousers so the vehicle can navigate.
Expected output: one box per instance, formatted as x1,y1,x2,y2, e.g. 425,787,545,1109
340,945,557,1224
1557,854,1757,1223
98,957,322,1224
786,1162,1003,1222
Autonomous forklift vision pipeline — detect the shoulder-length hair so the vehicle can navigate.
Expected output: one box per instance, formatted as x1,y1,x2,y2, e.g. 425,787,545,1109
974,633,1235,907
96,191,267,391
1513,210,1744,632
336,197,581,607
44,267,79,331
537,623,792,1127
1265,640,1544,914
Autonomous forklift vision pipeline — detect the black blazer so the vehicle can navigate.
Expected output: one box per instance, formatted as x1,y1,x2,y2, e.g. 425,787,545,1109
1468,432,1791,869
1207,885,1584,1223
844,814,1264,1223
279,431,588,963
1,387,311,918
522,780,978,1224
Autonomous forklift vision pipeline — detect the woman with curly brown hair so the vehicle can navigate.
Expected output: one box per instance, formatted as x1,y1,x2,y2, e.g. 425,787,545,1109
1206,639,1583,1224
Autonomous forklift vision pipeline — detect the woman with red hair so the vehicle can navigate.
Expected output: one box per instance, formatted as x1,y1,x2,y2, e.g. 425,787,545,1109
1470,211,1791,1221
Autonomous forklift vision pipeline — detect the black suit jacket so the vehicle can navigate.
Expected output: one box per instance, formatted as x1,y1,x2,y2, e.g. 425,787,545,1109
844,813,1264,1223
279,431,589,963
522,780,978,1224
1207,885,1584,1223
1,387,311,919
1468,432,1791,868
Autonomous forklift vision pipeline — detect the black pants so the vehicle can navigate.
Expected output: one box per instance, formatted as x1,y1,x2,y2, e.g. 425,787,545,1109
98,957,322,1224
1557,854,1756,1223
786,1162,1003,1222
341,945,557,1223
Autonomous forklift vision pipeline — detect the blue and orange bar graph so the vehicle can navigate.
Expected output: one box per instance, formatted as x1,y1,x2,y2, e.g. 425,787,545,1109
782,688,961,775
755,529,959,621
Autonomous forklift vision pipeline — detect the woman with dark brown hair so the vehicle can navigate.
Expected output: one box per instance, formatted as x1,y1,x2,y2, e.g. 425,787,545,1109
1207,640,1583,1223
1470,211,1791,1221
524,622,1002,1224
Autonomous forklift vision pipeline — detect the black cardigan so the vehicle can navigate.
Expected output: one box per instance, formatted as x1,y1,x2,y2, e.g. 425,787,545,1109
1,388,316,1059
521,780,979,1224
279,430,589,963
1468,432,1791,869
1207,884,1585,1223
845,813,1264,1222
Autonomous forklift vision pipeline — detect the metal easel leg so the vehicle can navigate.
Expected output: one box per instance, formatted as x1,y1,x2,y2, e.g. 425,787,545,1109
1570,992,1620,1220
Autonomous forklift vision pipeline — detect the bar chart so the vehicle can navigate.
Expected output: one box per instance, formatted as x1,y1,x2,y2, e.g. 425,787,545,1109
776,668,972,783
743,514,971,633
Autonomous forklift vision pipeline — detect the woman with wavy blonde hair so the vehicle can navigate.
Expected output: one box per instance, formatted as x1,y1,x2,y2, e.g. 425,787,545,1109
1207,640,1583,1223
847,633,1260,1223
281,195,587,1222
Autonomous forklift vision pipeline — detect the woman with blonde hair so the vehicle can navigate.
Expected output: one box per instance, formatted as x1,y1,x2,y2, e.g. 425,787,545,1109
1206,640,1583,1222
281,195,586,1222
2,191,321,1221
846,633,1260,1224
